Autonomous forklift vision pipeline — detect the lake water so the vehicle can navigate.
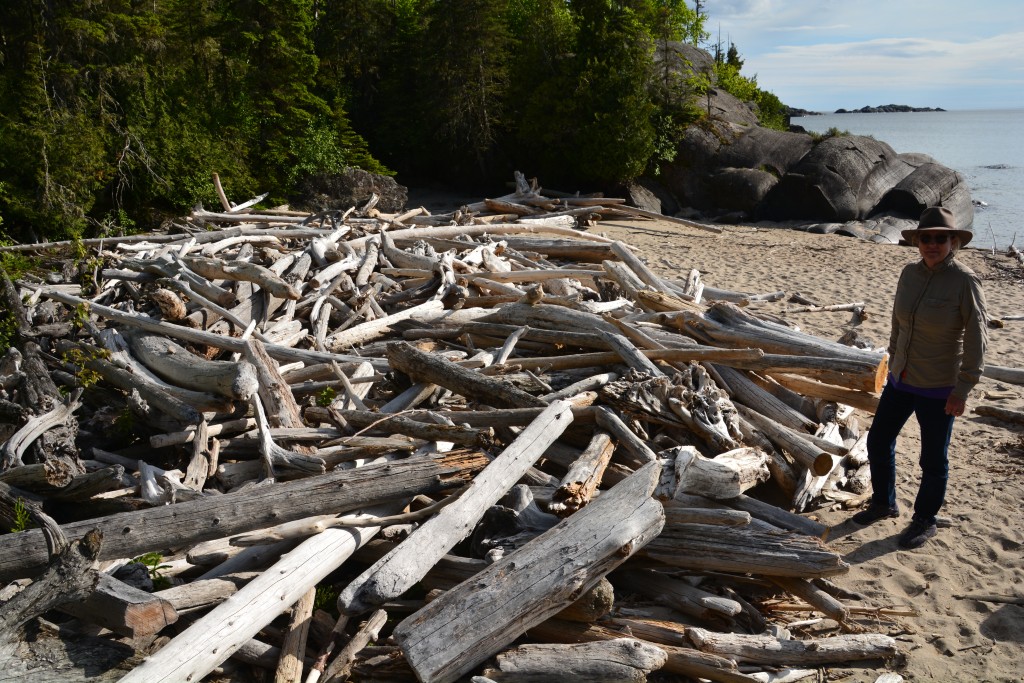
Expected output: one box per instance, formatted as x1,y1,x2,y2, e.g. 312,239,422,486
791,109,1024,250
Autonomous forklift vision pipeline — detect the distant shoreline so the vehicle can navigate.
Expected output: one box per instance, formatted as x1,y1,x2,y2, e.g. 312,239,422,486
789,104,944,117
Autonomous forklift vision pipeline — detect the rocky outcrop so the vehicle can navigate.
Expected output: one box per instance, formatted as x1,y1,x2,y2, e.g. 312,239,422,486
643,48,973,241
292,167,408,214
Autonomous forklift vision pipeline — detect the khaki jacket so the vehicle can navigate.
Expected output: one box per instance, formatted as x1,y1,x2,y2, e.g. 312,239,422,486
888,254,988,400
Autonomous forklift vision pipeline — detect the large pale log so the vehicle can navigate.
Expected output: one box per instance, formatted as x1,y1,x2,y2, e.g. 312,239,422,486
685,627,897,666
387,341,546,409
983,363,1024,386
480,347,764,374
337,400,575,615
392,461,665,683
645,522,848,578
480,638,667,683
154,572,257,614
662,445,770,500
326,300,446,351
0,451,487,583
127,332,259,400
770,374,879,414
117,505,400,683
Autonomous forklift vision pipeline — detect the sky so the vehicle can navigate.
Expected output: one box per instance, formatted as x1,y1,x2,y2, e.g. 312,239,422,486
702,0,1024,112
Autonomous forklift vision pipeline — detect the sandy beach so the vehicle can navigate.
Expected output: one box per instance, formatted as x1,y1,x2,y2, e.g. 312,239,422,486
594,216,1024,682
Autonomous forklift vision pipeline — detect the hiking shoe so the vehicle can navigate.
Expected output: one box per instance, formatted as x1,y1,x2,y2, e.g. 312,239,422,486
851,504,899,526
898,519,937,549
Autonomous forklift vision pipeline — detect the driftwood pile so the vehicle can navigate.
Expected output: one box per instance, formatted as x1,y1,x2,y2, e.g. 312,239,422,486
1,174,909,682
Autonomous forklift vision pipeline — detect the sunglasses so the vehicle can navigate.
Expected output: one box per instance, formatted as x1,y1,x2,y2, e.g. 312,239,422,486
917,233,950,245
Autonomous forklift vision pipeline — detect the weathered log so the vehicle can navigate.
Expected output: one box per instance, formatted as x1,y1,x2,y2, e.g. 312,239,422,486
126,332,259,400
325,299,446,351
685,627,897,666
338,400,575,616
734,403,833,476
645,522,848,578
661,445,770,500
392,460,665,683
548,431,614,517
387,340,546,409
323,409,494,447
181,254,301,300
117,505,401,683
974,403,1024,425
613,568,743,620
319,609,387,683
0,451,487,583
273,587,316,683
769,576,849,626
712,364,817,432
154,572,257,614
526,618,756,683
60,572,178,639
769,373,879,414
480,638,668,683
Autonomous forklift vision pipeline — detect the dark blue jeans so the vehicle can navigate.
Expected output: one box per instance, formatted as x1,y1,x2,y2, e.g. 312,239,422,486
866,383,955,526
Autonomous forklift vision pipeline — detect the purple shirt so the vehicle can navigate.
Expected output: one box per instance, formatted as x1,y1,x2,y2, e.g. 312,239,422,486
887,372,954,400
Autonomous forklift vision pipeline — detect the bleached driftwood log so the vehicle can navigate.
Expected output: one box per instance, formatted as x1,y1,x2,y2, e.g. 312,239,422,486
661,445,770,500
127,332,259,400
337,400,575,615
686,627,897,666
480,638,668,683
392,461,665,683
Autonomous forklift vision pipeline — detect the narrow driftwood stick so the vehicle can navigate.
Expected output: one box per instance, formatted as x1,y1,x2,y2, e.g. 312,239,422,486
325,409,494,447
325,299,446,351
479,347,763,374
594,406,658,466
181,255,301,300
769,576,850,626
34,288,392,371
273,587,316,683
392,461,665,683
320,609,388,683
337,400,575,616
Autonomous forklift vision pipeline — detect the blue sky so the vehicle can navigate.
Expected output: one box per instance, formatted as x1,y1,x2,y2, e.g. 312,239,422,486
702,0,1024,112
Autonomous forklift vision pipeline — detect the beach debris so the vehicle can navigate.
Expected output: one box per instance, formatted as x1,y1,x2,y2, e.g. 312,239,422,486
0,173,928,681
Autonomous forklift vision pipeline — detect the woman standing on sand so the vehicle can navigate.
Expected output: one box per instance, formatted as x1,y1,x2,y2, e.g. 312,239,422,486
851,206,988,549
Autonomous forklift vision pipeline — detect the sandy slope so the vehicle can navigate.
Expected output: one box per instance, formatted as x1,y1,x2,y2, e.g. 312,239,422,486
594,217,1024,683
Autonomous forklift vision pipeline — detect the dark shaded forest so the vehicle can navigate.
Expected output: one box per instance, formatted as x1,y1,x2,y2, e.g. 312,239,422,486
0,0,784,244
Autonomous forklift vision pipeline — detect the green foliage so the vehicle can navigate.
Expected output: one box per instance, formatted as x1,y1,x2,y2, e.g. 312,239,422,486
810,126,851,143
9,497,32,533
713,54,788,131
132,551,173,589
0,0,792,235
61,344,109,388
314,583,340,615
316,387,337,408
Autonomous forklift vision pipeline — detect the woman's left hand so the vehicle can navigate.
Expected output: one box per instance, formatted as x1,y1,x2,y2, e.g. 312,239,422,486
945,395,966,417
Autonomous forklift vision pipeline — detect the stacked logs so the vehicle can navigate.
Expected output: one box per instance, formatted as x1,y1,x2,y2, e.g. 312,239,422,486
1,174,906,682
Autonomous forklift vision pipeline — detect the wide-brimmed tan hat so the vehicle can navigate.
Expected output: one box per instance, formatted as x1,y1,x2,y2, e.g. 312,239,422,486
901,206,973,246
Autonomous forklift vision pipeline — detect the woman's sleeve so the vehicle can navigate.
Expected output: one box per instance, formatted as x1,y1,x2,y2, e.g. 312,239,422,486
954,272,989,400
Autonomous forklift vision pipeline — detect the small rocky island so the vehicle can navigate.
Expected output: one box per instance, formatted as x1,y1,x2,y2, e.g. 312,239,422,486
835,104,945,113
